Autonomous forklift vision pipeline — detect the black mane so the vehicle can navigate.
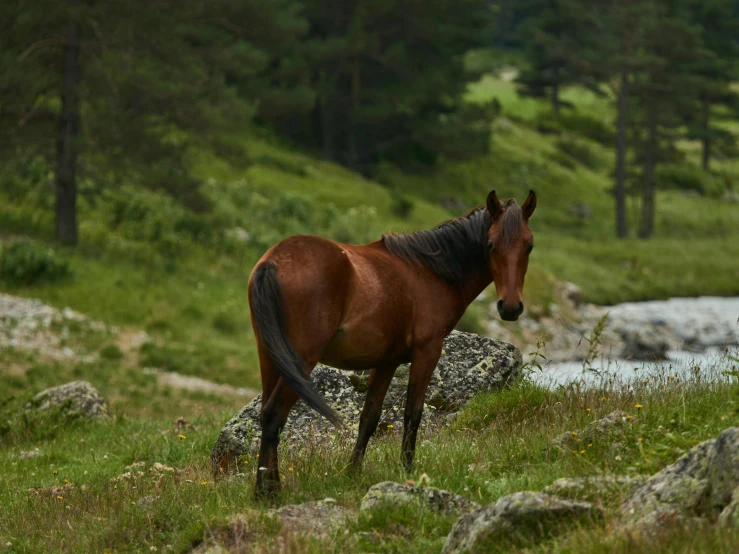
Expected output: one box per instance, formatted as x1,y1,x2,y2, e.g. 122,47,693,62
382,201,524,286
382,207,491,286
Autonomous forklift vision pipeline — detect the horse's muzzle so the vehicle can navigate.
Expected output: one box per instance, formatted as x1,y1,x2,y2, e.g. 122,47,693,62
497,300,524,321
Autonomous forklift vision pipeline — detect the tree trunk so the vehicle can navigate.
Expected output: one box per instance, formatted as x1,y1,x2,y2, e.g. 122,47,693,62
701,97,711,171
614,71,629,238
639,104,658,239
551,80,560,116
347,58,361,172
55,15,81,246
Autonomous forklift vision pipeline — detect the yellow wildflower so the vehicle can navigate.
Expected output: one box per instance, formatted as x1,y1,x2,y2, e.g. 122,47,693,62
201,481,208,486
388,424,394,430
601,396,607,401
288,467,294,472
178,434,186,440
587,443,593,448
637,437,643,442
585,408,591,413
579,450,586,454
64,479,70,484
57,495,63,500
635,404,643,409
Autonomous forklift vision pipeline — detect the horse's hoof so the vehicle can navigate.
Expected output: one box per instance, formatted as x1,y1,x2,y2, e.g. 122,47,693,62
254,479,281,500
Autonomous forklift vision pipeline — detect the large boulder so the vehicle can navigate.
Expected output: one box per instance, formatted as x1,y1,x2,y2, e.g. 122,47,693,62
442,491,603,553
620,427,739,534
542,475,647,502
211,331,522,474
360,481,480,516
24,381,110,419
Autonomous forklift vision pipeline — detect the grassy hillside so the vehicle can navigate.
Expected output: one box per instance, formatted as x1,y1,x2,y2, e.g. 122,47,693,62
1,71,738,390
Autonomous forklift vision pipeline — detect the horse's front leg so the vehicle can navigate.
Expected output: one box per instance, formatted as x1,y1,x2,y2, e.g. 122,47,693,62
402,340,443,473
349,363,399,470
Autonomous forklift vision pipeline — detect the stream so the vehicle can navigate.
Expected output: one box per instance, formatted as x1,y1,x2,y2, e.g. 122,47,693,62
528,296,739,388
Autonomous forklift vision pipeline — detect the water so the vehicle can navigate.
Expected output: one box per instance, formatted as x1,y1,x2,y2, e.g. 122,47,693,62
529,296,739,389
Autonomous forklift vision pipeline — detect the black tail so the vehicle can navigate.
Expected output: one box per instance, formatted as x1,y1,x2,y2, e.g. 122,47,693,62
250,262,342,427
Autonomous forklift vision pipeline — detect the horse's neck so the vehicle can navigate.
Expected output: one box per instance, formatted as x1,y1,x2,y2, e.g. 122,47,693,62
460,267,494,307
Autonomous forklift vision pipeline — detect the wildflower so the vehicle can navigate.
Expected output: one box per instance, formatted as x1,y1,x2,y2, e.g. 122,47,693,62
572,450,578,454
288,467,294,472
201,480,209,486
668,376,675,381
635,404,643,409
601,396,607,401
550,423,555,427
576,438,582,443
387,424,394,430
721,416,725,421
52,470,58,475
64,479,70,484
637,437,643,442
571,431,578,436
626,415,633,420
150,547,158,552
660,384,665,388
178,434,186,440
643,380,648,385
57,495,63,500
580,450,586,454
585,408,591,413
243,460,249,465
588,443,593,448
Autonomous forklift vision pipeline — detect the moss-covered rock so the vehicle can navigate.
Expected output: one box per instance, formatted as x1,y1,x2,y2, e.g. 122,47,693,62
442,491,603,553
542,475,647,502
24,381,110,419
360,481,480,516
620,427,739,534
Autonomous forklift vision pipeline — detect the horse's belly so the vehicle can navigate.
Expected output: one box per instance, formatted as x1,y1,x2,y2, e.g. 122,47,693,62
319,326,409,370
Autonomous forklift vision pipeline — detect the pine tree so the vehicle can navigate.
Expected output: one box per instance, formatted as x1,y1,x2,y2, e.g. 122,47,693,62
0,0,303,245
515,0,603,115
298,0,495,173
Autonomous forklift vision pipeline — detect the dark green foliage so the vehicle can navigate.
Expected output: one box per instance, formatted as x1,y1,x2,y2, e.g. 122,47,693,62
99,344,124,361
212,312,239,335
655,165,724,197
556,138,600,169
0,239,72,286
390,190,415,220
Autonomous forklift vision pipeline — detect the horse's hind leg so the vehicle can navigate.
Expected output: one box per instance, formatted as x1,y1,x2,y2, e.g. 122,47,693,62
255,377,301,498
349,364,399,469
402,340,443,473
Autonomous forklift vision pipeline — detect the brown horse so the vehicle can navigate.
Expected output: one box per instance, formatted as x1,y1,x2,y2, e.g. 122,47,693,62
248,190,536,497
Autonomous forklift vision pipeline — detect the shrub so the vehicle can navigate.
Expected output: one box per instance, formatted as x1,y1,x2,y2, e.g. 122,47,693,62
656,164,724,197
212,311,239,335
391,189,415,220
99,344,124,361
535,111,614,146
556,138,601,170
0,239,72,286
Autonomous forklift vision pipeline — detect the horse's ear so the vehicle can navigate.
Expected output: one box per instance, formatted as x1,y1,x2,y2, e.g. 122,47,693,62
522,190,537,220
486,190,503,220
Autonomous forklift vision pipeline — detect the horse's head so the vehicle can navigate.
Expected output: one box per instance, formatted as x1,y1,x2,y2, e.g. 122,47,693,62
485,190,536,321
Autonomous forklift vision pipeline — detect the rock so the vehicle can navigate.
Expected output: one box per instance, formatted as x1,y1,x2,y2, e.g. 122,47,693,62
212,331,522,474
554,281,584,307
566,202,593,220
547,410,628,453
11,448,41,460
268,500,354,538
718,487,739,528
542,475,647,501
24,381,110,419
360,481,480,516
620,427,739,533
442,492,603,553
619,327,670,360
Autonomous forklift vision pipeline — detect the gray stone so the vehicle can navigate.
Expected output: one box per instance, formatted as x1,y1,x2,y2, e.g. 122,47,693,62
360,481,480,516
212,331,522,474
620,427,739,533
268,499,354,537
24,381,110,419
542,475,647,501
442,491,602,553
718,487,739,528
547,410,628,453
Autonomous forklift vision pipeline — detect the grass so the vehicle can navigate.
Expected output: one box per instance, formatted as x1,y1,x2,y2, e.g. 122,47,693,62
1,353,737,553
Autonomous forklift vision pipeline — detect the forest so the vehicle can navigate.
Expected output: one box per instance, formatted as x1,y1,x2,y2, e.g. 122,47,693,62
2,0,738,245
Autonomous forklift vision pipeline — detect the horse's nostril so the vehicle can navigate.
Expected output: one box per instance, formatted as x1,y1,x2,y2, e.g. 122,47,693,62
518,302,524,314
497,300,504,312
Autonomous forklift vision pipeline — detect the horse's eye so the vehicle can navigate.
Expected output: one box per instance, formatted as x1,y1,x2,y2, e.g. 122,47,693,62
527,244,534,254
488,241,494,252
